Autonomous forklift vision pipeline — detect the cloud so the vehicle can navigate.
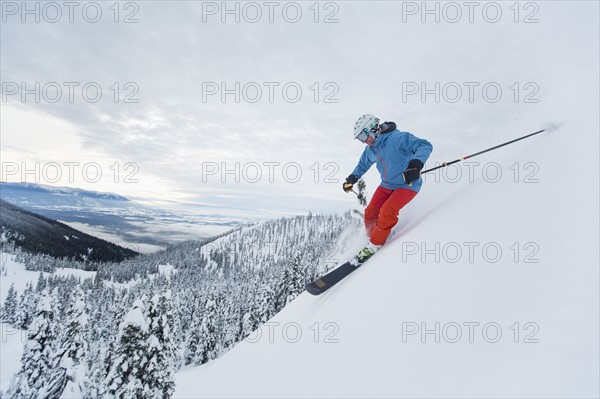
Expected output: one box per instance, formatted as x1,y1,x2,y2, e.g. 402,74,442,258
2,2,598,214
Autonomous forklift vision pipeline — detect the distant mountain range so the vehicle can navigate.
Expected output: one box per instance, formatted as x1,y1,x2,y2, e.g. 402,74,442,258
0,182,255,253
0,199,139,262
0,182,129,203
0,182,132,215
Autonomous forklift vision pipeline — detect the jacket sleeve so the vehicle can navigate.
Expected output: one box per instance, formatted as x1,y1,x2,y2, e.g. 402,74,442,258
406,133,433,164
351,147,375,178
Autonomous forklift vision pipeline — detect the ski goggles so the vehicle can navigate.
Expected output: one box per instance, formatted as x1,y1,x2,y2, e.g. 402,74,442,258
355,120,380,142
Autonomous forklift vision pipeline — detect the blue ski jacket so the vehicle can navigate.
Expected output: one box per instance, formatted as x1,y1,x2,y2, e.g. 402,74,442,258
351,130,433,192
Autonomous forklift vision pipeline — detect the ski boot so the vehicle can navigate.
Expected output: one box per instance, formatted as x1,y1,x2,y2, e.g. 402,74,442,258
356,242,381,263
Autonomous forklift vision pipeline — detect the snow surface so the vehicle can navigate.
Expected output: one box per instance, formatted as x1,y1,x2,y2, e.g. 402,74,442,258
0,254,43,303
175,4,599,397
175,124,599,398
0,323,26,393
0,255,96,303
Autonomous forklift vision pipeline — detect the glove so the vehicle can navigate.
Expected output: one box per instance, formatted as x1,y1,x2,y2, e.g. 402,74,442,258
403,159,424,185
343,174,359,193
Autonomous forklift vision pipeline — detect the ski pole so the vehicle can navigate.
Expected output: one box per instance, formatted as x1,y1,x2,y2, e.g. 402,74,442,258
351,189,368,207
421,129,546,175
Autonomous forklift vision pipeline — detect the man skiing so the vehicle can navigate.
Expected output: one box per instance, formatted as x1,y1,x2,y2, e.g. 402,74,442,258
343,114,433,263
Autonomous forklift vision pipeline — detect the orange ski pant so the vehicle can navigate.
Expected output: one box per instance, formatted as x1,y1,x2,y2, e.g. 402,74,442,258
364,186,418,245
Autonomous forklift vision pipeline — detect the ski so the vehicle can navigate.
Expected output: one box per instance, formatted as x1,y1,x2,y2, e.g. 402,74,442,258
305,258,365,296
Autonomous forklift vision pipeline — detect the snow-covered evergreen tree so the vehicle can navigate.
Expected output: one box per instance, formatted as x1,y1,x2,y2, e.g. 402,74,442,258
16,283,37,329
2,283,18,324
85,367,105,399
240,280,275,340
280,254,306,306
197,292,220,364
221,289,243,350
241,310,257,340
104,299,149,398
54,286,89,398
145,289,177,398
7,289,63,399
44,288,68,399
35,272,46,292
183,316,201,366
255,281,276,324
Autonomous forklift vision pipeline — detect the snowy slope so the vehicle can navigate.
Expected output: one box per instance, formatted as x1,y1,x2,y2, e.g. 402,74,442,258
0,254,97,303
174,3,599,397
0,323,25,393
175,123,598,398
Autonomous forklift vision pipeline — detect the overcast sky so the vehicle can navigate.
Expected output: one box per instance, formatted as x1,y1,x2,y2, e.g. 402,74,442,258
1,1,598,216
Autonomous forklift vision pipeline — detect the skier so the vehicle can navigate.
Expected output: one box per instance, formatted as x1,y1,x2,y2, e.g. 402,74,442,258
343,114,433,262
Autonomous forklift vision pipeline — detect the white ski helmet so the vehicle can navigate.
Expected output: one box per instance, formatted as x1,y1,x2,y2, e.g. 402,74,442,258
353,114,380,142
